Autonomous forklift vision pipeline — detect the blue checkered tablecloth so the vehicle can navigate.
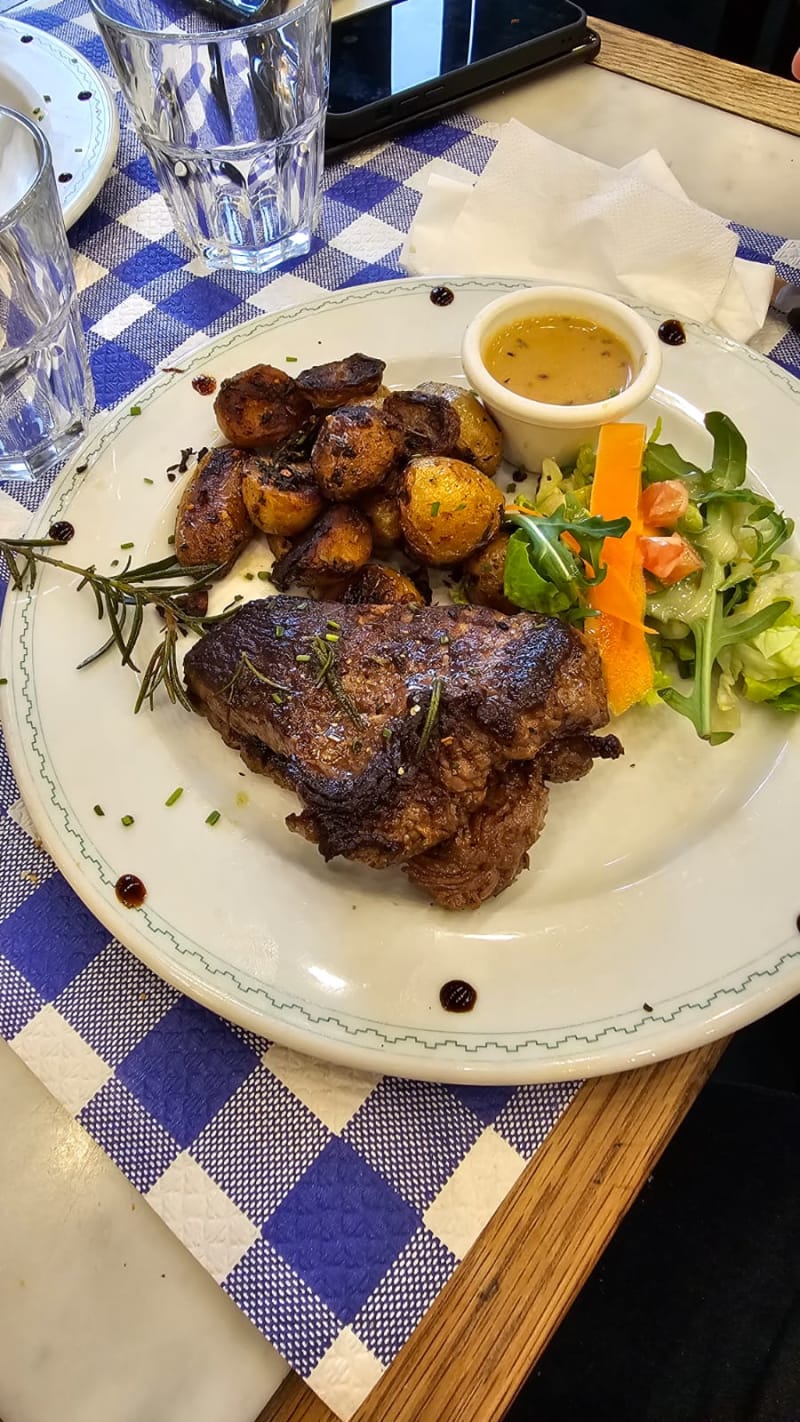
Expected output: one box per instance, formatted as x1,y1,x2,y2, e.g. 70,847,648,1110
2,3,800,1415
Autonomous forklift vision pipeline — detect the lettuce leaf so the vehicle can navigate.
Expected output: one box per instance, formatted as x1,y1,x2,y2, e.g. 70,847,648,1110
717,568,800,712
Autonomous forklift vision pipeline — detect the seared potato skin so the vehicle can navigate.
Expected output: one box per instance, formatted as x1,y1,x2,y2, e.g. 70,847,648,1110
214,364,313,450
311,405,404,502
175,446,253,568
462,532,516,613
399,456,504,567
271,505,373,590
360,476,402,549
415,382,503,477
343,563,424,607
267,532,294,560
383,388,459,458
296,353,386,411
242,458,324,537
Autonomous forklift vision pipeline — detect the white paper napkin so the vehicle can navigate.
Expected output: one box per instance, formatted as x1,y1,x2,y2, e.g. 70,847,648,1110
402,119,774,343
0,489,30,539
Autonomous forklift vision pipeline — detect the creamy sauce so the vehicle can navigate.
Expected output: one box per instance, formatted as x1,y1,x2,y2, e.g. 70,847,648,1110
484,315,634,406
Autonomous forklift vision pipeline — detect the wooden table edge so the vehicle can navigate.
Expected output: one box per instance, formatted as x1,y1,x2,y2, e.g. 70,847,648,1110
589,16,800,138
259,1041,726,1422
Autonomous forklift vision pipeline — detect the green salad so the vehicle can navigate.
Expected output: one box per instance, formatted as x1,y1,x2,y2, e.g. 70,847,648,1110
500,412,800,744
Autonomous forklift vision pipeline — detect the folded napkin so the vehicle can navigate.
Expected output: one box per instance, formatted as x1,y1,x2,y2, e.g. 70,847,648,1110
0,489,30,539
402,119,774,343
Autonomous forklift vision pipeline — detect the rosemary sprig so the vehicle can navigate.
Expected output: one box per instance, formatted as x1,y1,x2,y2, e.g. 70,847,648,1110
416,677,442,759
0,536,232,713
310,634,363,727
223,651,292,703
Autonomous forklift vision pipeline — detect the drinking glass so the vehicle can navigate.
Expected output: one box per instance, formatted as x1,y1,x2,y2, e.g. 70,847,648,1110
90,0,331,273
0,107,94,481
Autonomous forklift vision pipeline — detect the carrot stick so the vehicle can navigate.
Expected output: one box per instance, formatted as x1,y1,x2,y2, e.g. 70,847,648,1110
586,423,655,715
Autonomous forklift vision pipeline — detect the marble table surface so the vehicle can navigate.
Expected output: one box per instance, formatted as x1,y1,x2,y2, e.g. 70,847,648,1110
0,26,798,1422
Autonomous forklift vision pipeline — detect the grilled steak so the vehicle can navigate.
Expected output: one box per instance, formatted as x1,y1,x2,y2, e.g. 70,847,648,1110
183,597,620,908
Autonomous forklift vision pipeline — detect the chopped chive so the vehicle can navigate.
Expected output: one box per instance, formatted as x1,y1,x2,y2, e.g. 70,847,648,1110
285,355,298,362
167,535,175,545
93,803,104,815
295,653,311,663
120,541,134,550
257,570,271,581
143,477,154,485
205,810,220,826
110,559,119,568
325,632,339,642
327,618,341,630
430,501,440,517
271,691,284,704
505,483,517,494
244,572,255,580
130,405,142,416
455,502,467,511
121,814,135,827
382,726,392,740
275,625,284,637
165,787,183,807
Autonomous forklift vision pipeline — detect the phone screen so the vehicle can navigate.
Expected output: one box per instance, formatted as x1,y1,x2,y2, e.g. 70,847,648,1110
329,0,584,112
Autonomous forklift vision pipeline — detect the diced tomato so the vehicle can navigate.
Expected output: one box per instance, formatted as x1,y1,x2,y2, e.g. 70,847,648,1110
639,533,703,585
640,480,690,529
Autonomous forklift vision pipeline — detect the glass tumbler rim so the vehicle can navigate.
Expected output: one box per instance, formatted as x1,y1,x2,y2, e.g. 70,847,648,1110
88,0,327,45
0,105,52,235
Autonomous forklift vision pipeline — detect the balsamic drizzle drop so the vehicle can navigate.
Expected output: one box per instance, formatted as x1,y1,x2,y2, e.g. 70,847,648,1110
440,979,477,1012
658,318,686,346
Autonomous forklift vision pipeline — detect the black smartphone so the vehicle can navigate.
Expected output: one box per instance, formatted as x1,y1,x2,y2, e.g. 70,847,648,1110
326,0,599,157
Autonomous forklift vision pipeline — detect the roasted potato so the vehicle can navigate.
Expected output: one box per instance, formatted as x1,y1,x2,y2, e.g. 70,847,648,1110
311,405,404,502
296,353,386,411
360,476,402,549
462,532,516,613
267,532,293,560
174,446,253,568
347,384,389,410
399,456,504,567
214,364,313,450
343,563,424,607
242,458,324,537
271,505,373,590
415,382,503,476
383,388,459,458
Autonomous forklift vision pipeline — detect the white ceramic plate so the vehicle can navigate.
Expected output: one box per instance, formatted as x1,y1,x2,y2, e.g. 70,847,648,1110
3,277,800,1083
0,16,118,227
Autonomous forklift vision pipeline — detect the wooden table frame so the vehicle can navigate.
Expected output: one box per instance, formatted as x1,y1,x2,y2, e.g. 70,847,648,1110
259,24,796,1422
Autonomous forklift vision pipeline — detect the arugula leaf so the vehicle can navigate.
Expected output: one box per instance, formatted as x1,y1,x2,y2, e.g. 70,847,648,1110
642,412,748,493
659,548,790,741
503,508,630,623
642,439,701,486
703,411,747,491
504,534,575,618
699,489,794,582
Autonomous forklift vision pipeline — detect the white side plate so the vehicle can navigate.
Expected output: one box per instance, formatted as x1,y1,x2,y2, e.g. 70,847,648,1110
0,16,118,227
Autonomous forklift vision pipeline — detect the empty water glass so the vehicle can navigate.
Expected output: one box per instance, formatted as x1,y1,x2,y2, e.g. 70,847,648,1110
0,107,94,482
90,0,331,273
